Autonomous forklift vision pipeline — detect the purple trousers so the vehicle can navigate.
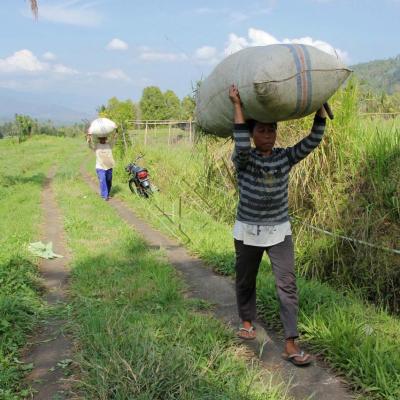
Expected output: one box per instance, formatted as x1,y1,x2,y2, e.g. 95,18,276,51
96,168,113,199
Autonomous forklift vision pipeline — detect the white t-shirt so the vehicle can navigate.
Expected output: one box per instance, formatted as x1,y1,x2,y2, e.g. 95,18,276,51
233,220,291,247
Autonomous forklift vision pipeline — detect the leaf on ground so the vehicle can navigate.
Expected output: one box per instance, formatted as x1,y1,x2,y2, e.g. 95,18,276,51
28,241,63,259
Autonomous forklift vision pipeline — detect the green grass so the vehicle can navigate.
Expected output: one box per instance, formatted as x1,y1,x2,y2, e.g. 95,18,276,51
54,153,289,399
100,85,400,399
0,136,86,399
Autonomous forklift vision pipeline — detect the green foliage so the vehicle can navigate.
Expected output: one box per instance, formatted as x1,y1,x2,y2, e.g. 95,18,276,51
352,54,400,94
181,95,195,120
140,86,167,120
98,96,136,126
97,97,137,157
164,90,181,120
15,114,36,143
0,118,85,140
139,86,193,121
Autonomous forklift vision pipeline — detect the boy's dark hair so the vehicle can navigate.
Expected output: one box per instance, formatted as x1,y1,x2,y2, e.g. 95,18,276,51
246,119,278,135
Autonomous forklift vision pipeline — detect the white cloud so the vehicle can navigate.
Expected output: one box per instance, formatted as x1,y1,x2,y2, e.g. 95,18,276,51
194,46,218,60
282,36,349,62
224,34,250,56
29,0,103,27
194,46,219,66
106,38,129,51
224,28,349,63
0,49,80,77
53,64,79,75
139,51,188,62
0,50,48,73
43,51,57,61
98,69,131,81
248,28,280,46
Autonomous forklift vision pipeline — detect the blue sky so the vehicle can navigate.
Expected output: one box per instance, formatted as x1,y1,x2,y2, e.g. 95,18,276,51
0,0,399,116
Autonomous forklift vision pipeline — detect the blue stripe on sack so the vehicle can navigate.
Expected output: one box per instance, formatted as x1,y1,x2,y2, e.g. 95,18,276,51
282,44,302,116
300,44,313,114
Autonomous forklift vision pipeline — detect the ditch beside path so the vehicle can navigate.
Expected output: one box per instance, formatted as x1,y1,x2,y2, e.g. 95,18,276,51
22,170,73,400
82,170,353,400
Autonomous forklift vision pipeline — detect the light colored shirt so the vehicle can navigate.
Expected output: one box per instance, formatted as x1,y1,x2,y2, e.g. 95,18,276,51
93,143,115,170
88,136,116,170
233,220,291,247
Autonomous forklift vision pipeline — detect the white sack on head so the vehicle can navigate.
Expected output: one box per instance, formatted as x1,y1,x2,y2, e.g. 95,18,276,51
88,118,117,136
195,44,352,137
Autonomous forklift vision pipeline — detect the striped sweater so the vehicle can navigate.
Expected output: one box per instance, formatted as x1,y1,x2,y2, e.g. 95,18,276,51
232,115,326,225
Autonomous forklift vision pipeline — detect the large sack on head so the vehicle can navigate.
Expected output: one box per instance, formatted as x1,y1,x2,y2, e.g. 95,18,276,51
88,118,117,136
195,44,351,137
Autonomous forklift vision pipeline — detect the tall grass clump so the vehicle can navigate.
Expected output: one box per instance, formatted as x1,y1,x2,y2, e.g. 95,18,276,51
280,80,400,312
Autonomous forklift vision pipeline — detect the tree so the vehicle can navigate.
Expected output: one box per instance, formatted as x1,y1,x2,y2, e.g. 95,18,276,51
181,95,195,120
15,114,36,143
99,97,136,126
163,90,181,120
139,86,167,120
98,97,136,158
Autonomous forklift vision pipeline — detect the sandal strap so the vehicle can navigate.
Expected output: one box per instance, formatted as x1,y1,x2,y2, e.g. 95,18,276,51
239,326,255,333
287,351,305,359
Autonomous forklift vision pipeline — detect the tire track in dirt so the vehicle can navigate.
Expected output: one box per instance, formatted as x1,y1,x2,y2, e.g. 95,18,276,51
22,170,73,399
82,168,353,400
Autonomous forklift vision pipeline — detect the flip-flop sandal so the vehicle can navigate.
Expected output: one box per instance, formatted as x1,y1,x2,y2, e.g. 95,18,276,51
236,326,256,340
282,350,312,366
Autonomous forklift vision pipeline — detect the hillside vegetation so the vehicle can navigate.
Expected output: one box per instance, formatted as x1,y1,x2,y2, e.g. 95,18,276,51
352,54,400,94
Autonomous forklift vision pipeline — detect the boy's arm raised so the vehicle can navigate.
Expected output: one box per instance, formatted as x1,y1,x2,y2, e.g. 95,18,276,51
230,85,251,170
285,107,327,166
86,133,95,150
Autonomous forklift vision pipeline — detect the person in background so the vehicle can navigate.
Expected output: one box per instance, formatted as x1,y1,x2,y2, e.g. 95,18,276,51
229,84,327,366
87,130,117,201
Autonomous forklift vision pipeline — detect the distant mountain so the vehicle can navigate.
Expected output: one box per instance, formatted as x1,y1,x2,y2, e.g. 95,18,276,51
351,55,400,94
0,89,94,124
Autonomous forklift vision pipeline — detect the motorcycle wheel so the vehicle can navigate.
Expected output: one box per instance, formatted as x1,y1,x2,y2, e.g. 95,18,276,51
139,186,151,198
129,179,150,198
128,179,139,194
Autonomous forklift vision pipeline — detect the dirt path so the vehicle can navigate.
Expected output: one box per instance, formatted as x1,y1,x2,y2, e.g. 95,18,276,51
23,170,73,400
83,170,353,400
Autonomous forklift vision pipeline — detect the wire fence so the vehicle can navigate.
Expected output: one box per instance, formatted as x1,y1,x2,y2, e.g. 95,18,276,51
125,120,195,147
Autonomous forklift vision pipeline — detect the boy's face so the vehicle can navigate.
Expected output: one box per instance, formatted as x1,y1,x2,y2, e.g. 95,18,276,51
99,137,107,144
251,122,277,154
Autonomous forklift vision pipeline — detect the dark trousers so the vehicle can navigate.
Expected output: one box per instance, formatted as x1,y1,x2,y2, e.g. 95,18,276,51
234,235,299,339
96,168,113,199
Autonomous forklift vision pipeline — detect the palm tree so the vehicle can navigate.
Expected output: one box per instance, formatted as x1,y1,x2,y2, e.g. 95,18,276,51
28,0,38,18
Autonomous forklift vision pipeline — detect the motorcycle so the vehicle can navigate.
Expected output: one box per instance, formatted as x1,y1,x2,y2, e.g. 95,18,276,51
125,155,153,198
